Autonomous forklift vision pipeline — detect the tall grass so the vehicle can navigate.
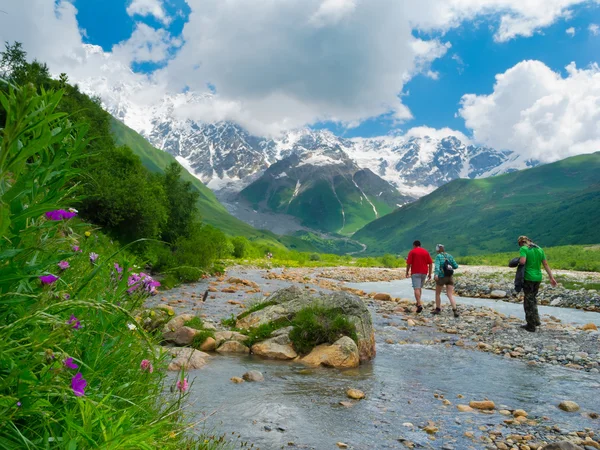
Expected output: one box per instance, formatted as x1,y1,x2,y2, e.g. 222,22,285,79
0,84,221,448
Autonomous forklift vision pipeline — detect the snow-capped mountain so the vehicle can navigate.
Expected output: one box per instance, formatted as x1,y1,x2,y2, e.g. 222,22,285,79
83,80,534,199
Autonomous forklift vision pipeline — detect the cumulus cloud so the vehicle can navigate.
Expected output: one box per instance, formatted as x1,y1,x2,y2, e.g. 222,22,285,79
112,23,180,64
459,60,600,162
590,23,600,35
566,26,576,36
126,0,171,25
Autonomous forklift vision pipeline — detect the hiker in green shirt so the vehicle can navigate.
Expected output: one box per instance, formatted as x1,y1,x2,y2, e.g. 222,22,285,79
518,235,557,332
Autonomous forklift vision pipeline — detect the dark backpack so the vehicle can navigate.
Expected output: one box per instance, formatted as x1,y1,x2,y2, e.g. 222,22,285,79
442,255,454,277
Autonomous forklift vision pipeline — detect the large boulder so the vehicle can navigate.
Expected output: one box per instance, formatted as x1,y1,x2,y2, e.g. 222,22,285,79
301,336,360,369
216,340,250,354
236,286,375,362
214,331,248,347
167,347,210,371
541,443,584,450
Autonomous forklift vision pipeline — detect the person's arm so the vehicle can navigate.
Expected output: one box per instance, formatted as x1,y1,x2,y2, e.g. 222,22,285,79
519,246,527,265
427,263,433,280
405,263,411,278
434,256,440,280
542,260,557,287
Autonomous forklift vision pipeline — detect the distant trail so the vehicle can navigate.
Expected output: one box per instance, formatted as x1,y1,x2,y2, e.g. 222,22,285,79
348,241,367,256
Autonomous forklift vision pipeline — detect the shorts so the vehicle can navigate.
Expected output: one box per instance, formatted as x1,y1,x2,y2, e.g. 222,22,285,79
411,274,427,289
436,276,454,286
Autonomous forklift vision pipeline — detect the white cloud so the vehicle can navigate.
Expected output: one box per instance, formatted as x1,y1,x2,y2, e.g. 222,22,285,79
590,23,600,35
566,26,576,36
404,126,472,145
112,23,179,64
126,0,170,25
459,60,600,162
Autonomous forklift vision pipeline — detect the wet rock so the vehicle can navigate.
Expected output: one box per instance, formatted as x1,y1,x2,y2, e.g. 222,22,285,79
558,401,580,412
456,404,474,412
167,347,210,371
346,388,365,400
216,340,250,354
214,330,248,347
469,400,495,410
514,409,528,417
162,314,197,345
301,336,360,369
199,337,216,352
582,323,598,331
236,287,375,362
373,293,392,301
336,443,348,449
242,370,264,382
252,338,297,360
490,290,507,299
541,443,584,450
230,376,244,383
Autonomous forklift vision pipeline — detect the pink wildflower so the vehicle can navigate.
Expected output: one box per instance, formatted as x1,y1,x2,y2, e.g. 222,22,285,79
176,378,189,393
58,260,70,271
140,359,154,373
71,373,87,397
40,274,59,285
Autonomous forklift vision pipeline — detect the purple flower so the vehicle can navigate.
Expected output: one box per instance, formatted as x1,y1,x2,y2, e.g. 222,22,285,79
63,293,71,300
58,260,70,271
64,357,78,370
67,314,81,330
71,373,87,397
16,401,21,407
114,262,123,274
89,252,99,264
72,245,81,252
45,209,77,221
40,274,59,285
140,359,154,373
176,378,189,393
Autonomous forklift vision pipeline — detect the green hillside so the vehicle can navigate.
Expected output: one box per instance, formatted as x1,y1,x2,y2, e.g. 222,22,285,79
354,152,600,256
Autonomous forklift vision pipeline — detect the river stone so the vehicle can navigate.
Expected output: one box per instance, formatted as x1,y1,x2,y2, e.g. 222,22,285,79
582,323,598,331
558,401,580,412
456,404,474,412
214,330,248,347
373,293,392,301
252,339,297,360
469,400,495,410
490,290,507,299
217,340,250,354
162,314,198,345
167,347,210,371
242,370,264,382
199,337,216,352
541,443,584,450
301,336,360,369
346,388,365,400
235,286,376,362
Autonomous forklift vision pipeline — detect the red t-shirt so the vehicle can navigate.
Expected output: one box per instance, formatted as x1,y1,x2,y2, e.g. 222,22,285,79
406,247,432,275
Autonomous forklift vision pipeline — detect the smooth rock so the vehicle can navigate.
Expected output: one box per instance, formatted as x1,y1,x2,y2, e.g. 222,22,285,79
469,400,495,410
301,336,360,369
214,331,248,347
252,340,298,360
199,337,217,352
490,290,507,299
230,377,244,383
216,340,250,354
540,443,584,450
167,347,210,371
373,293,392,301
558,401,580,412
457,404,474,412
582,323,598,331
242,370,264,382
513,409,528,417
346,388,365,400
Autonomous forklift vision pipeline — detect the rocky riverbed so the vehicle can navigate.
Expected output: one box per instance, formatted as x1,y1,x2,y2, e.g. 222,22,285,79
145,266,600,449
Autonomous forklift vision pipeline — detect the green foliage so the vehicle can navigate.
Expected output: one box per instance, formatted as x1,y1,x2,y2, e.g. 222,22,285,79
380,253,403,268
173,225,233,270
289,305,358,355
221,315,237,328
0,84,218,448
184,316,205,330
161,162,200,243
354,152,600,256
231,236,251,258
191,330,216,349
173,266,203,283
243,318,290,347
310,253,321,261
237,300,278,320
456,245,600,273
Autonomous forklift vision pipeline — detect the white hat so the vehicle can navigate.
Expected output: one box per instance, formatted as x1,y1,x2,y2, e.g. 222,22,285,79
435,244,444,251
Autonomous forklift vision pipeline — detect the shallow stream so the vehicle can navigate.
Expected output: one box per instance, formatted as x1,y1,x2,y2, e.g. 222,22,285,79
160,270,600,449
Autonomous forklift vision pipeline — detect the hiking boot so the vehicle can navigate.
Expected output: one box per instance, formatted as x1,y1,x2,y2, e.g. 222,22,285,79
416,305,423,314
521,324,536,333
431,308,441,315
453,308,460,318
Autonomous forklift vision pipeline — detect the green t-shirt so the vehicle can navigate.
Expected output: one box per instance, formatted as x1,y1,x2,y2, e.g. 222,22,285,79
519,245,546,282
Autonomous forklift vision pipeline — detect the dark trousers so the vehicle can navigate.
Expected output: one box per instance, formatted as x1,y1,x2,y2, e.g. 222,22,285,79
523,280,541,328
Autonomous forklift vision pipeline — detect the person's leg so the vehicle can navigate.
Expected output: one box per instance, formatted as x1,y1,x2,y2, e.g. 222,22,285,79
522,281,537,331
433,283,442,312
412,275,424,312
531,281,541,327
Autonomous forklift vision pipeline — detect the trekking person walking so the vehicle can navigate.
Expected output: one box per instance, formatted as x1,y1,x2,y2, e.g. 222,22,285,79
433,244,460,317
517,236,557,332
405,240,433,313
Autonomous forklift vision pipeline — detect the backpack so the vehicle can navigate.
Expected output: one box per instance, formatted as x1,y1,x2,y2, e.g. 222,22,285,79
442,255,454,277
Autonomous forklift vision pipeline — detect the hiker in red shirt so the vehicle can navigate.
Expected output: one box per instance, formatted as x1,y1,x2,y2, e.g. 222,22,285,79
405,240,433,313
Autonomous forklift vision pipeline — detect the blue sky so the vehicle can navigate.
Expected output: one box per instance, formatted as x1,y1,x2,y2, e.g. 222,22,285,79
71,0,600,139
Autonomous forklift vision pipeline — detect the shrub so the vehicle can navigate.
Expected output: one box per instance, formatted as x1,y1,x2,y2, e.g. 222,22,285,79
184,316,205,330
231,236,250,258
243,318,291,347
174,266,203,283
289,305,358,355
309,253,321,261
